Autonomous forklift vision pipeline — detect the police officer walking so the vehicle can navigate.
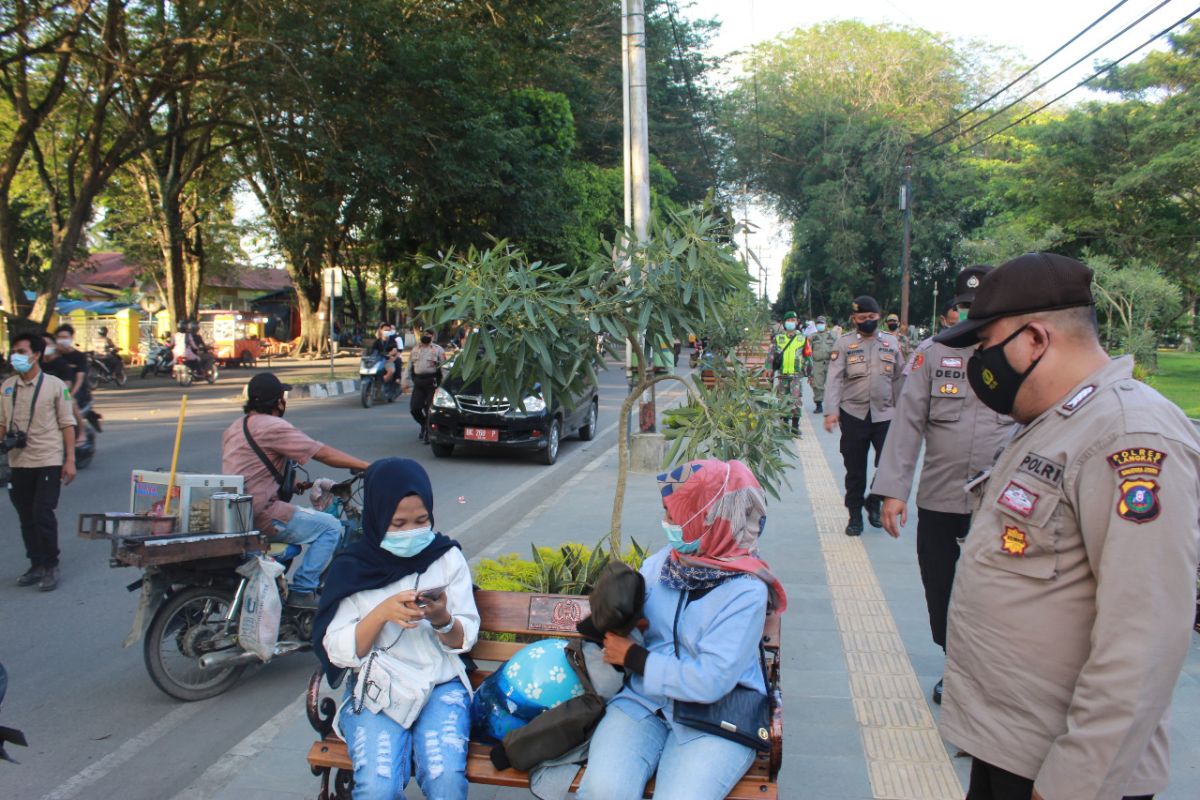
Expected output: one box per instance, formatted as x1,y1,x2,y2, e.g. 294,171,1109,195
870,265,1013,705
933,253,1199,800
823,296,904,536
406,329,445,442
807,315,837,414
767,311,811,435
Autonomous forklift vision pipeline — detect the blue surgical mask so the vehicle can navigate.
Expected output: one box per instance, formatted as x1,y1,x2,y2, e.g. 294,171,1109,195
662,520,700,553
10,353,32,374
381,525,435,558
816,324,826,332
784,321,797,332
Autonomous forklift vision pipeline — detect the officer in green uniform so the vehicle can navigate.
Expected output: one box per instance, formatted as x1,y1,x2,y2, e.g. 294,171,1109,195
808,315,837,414
767,311,811,435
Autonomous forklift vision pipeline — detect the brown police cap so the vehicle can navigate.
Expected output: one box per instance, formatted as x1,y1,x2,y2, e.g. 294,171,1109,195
934,253,1094,348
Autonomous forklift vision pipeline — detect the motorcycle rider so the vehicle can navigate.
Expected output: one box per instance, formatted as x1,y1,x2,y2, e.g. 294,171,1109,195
187,320,214,377
45,326,96,448
221,373,369,609
370,322,403,391
90,326,123,380
406,328,444,442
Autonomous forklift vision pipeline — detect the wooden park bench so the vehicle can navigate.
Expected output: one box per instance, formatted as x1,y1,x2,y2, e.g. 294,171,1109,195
306,589,783,799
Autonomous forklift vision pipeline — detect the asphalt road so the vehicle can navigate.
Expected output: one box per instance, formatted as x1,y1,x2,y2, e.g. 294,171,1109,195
0,361,646,800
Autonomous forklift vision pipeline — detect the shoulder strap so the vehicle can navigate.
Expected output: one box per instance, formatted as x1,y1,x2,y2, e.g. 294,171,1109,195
242,416,285,484
672,588,770,687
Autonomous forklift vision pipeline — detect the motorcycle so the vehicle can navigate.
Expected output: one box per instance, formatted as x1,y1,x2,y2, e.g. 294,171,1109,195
173,352,218,386
74,407,102,470
88,351,127,388
0,663,28,763
141,341,174,378
359,353,400,408
121,474,363,701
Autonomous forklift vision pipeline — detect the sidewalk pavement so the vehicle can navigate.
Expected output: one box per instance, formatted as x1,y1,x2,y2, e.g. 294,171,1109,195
181,404,1200,800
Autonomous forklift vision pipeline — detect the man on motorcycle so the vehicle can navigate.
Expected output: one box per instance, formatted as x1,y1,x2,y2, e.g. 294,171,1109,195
90,326,124,379
221,373,369,609
187,320,215,376
370,322,402,390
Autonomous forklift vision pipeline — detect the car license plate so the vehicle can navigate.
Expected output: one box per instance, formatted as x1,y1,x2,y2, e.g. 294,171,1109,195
464,427,499,442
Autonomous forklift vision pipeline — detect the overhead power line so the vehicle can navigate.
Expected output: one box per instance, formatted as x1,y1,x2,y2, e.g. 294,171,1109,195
917,0,1133,145
955,4,1200,152
920,0,1175,154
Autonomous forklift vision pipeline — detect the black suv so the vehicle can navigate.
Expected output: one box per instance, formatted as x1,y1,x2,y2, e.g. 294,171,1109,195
427,372,599,465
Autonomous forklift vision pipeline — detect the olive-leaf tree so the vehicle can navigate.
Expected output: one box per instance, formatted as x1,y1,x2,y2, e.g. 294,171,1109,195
423,204,796,553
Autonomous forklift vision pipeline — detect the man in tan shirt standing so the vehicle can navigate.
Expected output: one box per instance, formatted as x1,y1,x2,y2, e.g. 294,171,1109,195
1,331,77,591
934,253,1200,800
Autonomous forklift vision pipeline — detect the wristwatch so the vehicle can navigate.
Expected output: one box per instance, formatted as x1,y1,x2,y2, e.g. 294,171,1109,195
433,617,456,635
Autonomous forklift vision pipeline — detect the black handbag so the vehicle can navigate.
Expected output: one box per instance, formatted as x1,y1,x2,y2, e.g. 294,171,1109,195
670,592,772,752
242,417,301,503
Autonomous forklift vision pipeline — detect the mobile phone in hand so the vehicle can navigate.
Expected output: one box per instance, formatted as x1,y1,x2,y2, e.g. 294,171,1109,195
415,586,446,607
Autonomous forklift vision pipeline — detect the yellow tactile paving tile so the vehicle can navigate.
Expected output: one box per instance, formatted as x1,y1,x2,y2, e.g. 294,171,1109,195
796,415,963,800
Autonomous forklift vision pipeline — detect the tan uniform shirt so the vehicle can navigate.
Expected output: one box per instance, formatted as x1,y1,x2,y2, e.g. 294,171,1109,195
0,371,76,468
823,330,904,422
871,338,1015,513
941,356,1200,799
808,330,838,364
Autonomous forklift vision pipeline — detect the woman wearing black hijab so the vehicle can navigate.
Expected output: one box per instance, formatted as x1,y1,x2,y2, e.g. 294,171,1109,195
313,458,477,800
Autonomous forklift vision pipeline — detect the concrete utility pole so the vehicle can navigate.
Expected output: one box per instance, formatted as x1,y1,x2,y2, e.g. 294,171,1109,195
899,145,913,331
624,0,655,433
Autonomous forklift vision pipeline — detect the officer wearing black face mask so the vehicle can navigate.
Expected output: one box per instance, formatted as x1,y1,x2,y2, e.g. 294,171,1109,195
407,330,445,442
823,295,905,536
932,253,1200,800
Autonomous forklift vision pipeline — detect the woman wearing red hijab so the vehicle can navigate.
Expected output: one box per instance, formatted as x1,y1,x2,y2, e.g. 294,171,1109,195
578,459,787,800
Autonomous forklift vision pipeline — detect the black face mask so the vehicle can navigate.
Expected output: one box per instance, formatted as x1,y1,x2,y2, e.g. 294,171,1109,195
420,336,433,345
886,321,899,331
856,319,878,335
276,399,287,418
967,323,1044,415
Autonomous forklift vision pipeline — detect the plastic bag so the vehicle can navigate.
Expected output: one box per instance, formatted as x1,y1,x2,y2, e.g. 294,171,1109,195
236,555,286,662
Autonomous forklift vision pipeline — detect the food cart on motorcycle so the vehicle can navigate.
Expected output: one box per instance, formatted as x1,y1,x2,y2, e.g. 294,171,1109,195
197,310,267,367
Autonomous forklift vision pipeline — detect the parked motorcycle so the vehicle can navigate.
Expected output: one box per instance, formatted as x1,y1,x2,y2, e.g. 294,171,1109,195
141,341,174,378
88,351,127,388
173,353,218,386
107,474,364,701
359,353,400,408
0,663,28,763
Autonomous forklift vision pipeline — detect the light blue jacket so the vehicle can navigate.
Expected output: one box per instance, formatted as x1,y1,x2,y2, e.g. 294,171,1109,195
611,547,768,743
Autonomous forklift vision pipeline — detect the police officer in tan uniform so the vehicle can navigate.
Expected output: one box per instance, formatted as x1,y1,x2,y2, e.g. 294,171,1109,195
933,253,1200,800
807,316,838,414
823,295,905,536
870,265,1013,705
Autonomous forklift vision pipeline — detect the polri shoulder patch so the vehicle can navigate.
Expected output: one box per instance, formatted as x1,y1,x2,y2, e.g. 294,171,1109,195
1117,478,1160,524
1107,447,1167,478
830,350,839,361
911,353,924,371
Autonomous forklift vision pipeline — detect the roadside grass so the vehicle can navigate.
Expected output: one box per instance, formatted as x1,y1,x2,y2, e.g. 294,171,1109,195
1150,351,1200,418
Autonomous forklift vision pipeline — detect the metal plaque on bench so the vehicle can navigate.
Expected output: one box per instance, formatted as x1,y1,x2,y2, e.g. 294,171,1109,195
527,596,590,633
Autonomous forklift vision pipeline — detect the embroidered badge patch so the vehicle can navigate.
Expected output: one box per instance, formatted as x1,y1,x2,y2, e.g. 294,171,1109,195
940,356,963,369
1061,384,1096,412
63,388,71,399
1019,452,1064,486
1107,447,1167,478
938,383,960,395
911,353,924,371
967,275,980,288
998,481,1039,518
1117,479,1160,524
2,386,11,396
847,353,866,365
1001,525,1029,556
830,351,839,361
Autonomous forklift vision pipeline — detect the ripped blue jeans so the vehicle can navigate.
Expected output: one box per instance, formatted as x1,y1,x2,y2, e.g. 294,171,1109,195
338,680,470,800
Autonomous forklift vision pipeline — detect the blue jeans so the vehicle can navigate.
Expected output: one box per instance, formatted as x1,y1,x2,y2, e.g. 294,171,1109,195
338,680,470,800
577,705,756,800
271,506,342,593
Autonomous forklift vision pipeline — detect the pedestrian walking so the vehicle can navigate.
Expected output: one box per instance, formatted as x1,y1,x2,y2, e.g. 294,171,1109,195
822,296,904,536
406,329,445,442
766,311,811,435
807,316,838,414
2,332,77,591
933,253,1200,800
870,265,1013,705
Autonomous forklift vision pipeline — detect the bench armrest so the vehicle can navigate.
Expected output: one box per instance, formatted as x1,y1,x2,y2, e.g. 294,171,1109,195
306,668,338,739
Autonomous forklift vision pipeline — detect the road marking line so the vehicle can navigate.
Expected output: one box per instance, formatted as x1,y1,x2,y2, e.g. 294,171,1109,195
40,700,210,800
168,693,306,800
797,414,962,800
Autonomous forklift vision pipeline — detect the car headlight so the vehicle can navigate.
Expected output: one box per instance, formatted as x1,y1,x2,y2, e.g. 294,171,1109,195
520,395,546,413
432,388,456,409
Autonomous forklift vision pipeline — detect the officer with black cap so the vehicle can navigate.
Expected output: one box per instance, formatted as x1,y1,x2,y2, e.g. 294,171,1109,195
870,265,1014,705
823,295,904,536
932,253,1200,800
